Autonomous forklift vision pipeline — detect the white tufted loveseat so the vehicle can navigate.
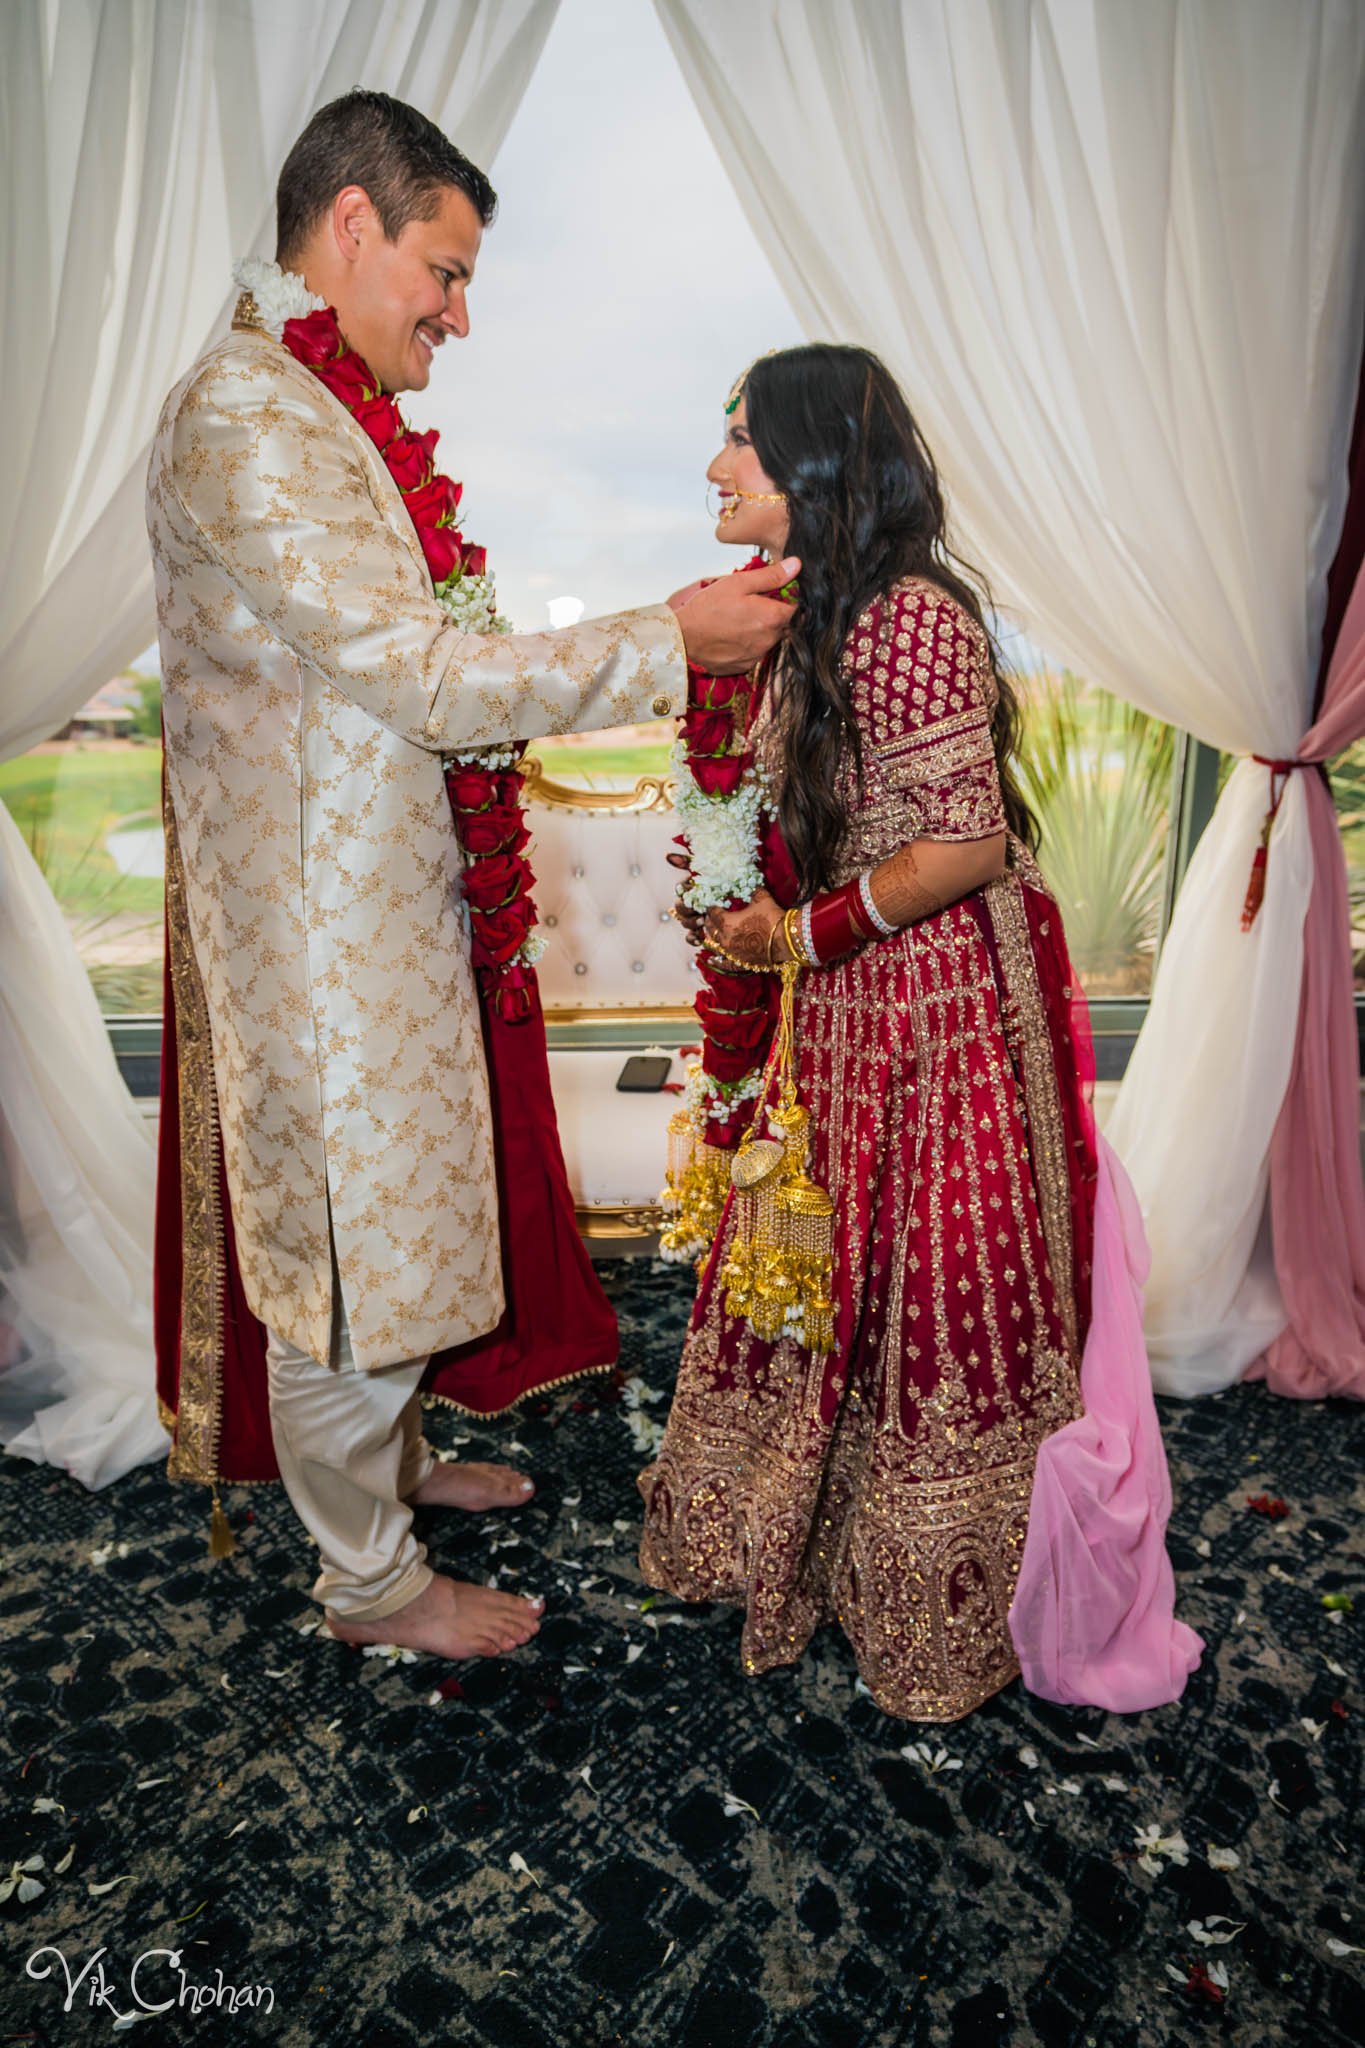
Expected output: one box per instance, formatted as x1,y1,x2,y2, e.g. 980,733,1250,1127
524,760,702,1242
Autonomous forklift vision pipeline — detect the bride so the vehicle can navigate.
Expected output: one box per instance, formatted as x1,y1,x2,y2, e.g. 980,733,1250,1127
637,343,1201,1721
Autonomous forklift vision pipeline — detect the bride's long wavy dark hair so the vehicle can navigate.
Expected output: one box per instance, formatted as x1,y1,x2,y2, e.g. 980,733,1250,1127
742,344,1038,896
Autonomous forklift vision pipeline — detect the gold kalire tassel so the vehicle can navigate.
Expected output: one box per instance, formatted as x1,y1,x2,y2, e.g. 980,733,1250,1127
208,1485,237,1559
660,1106,695,1220
659,1107,730,1268
721,964,836,1355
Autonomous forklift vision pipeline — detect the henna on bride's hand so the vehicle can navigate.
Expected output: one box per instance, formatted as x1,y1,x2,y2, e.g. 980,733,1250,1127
705,903,776,966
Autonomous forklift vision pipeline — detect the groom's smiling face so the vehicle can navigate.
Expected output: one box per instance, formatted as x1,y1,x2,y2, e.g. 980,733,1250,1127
331,182,484,395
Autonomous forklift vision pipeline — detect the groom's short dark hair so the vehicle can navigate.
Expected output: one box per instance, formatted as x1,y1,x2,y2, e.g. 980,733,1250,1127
275,89,497,265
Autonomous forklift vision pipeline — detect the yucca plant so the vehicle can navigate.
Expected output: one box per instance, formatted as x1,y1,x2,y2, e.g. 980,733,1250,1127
1013,669,1174,996
22,811,161,1015
1331,740,1365,988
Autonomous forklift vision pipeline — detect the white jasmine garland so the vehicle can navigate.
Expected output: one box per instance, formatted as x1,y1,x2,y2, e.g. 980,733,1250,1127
670,740,768,913
231,256,325,341
685,1058,765,1128
447,743,524,771
438,569,513,636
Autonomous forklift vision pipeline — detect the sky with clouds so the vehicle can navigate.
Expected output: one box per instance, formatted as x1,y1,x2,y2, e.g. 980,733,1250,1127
403,0,805,633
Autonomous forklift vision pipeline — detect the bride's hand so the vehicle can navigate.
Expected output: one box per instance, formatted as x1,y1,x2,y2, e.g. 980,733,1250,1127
703,888,792,968
667,849,704,947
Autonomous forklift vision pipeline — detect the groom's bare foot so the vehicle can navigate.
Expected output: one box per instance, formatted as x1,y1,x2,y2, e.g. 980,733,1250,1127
324,1573,544,1659
409,1460,536,1511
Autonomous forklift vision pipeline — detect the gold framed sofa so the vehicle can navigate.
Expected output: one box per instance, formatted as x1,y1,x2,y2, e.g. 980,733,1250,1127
525,759,699,1245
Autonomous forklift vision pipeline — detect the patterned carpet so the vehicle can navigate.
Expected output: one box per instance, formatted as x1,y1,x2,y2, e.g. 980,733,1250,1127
1,1257,1362,2048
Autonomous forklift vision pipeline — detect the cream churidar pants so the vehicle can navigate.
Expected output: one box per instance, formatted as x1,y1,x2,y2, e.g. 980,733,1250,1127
264,1297,439,1621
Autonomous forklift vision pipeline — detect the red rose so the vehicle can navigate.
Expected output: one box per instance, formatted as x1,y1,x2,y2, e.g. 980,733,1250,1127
690,753,750,798
704,1038,765,1084
696,672,748,711
403,475,460,529
350,392,403,450
386,432,436,492
461,851,524,909
697,964,764,1009
696,992,772,1051
282,309,341,364
492,767,525,806
421,524,462,585
680,707,734,756
314,349,378,407
446,766,496,812
461,807,530,856
475,899,535,964
462,543,487,578
708,1104,758,1150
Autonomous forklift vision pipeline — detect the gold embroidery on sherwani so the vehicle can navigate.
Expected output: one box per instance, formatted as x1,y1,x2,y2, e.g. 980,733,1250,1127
418,1354,615,1418
146,324,686,1373
163,788,226,1485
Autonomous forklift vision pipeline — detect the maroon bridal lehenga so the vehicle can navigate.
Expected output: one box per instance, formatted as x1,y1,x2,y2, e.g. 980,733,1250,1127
638,576,1104,1721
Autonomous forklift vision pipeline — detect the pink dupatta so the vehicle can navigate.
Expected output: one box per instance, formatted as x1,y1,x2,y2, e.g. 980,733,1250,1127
1246,552,1365,1399
1010,1132,1205,1709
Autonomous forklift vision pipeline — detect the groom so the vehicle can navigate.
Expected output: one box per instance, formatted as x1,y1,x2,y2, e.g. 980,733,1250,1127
146,88,796,1661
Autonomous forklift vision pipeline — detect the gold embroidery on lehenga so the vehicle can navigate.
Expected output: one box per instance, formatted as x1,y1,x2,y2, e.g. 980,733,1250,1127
980,864,1081,1364
639,578,1084,1721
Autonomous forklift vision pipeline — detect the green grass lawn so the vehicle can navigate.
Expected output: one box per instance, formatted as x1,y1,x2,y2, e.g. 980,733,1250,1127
0,746,164,917
0,746,165,1012
528,740,674,780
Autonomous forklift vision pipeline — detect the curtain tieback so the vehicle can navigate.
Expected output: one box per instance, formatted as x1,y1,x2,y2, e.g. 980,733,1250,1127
1241,755,1313,931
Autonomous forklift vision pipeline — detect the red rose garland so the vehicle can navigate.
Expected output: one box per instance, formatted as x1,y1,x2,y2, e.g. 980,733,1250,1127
678,690,777,1144
677,555,802,1147
661,556,798,1263
279,305,537,1022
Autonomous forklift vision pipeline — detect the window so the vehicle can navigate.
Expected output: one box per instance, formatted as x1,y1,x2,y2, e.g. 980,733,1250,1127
1331,737,1365,989
1,666,163,1016
1014,666,1176,999
53,0,1202,1048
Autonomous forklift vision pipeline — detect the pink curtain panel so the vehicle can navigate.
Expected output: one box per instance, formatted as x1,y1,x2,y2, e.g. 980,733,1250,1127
1248,553,1365,1400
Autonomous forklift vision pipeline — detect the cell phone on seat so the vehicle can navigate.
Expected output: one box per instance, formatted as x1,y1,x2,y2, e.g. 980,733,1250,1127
616,1055,673,1093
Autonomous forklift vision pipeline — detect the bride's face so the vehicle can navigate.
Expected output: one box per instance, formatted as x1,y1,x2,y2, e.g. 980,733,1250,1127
706,399,790,554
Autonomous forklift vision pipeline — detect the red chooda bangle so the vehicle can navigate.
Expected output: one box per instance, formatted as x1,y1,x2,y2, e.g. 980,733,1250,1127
804,878,878,965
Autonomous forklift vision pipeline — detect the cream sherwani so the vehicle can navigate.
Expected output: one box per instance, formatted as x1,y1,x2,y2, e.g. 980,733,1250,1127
146,318,686,1381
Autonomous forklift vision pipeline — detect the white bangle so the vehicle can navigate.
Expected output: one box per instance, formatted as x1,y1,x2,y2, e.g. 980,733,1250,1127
799,899,818,966
858,869,897,937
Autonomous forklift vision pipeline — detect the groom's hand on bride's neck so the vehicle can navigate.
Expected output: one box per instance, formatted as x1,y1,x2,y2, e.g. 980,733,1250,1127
673,556,801,674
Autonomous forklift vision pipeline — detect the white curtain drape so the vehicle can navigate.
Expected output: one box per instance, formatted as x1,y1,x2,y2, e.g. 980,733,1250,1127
655,0,1365,1395
0,0,558,1487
